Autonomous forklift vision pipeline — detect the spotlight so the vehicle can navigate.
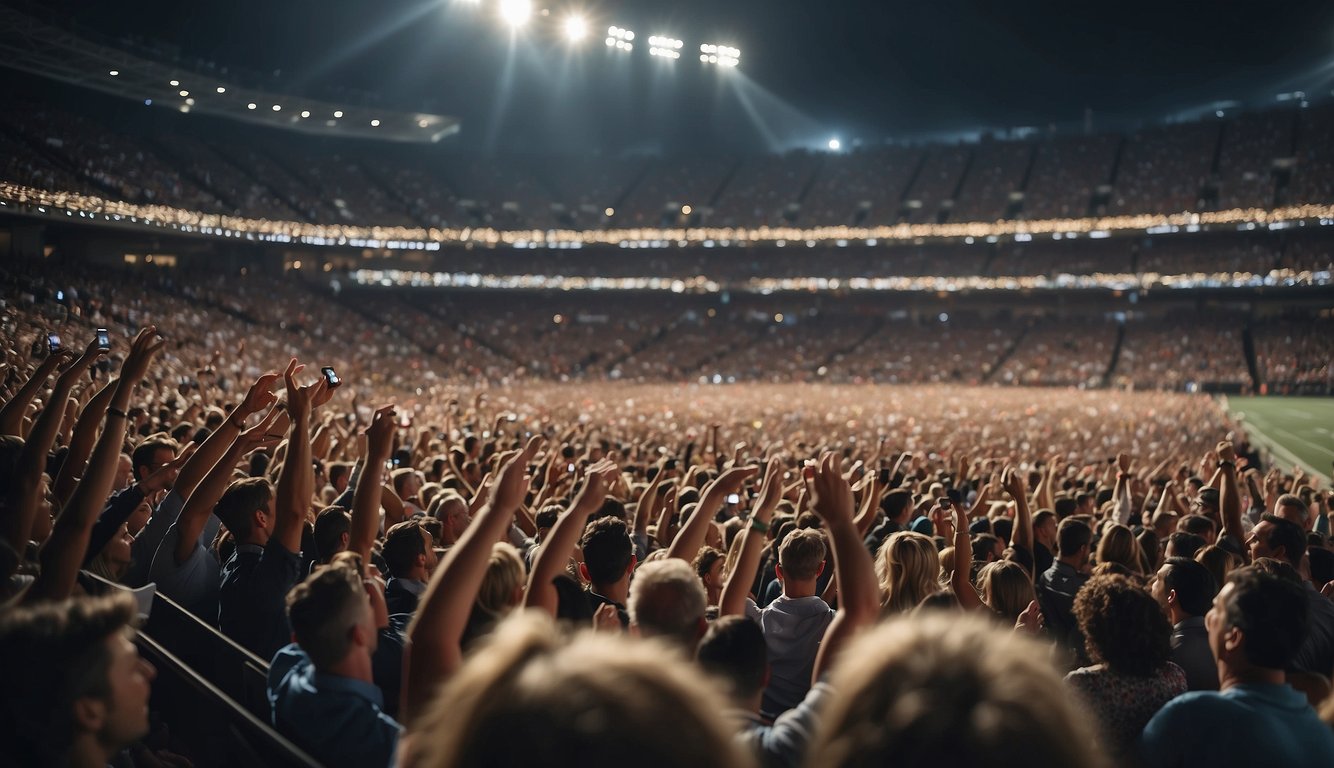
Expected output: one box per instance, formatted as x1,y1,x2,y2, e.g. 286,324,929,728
334,110,344,118
371,119,381,126
272,104,282,111
700,44,741,67
681,204,692,215
563,14,588,42
179,90,189,97
109,70,119,76
300,110,311,118
498,0,531,27
247,102,257,110
827,138,841,151
604,207,615,216
216,86,226,93
169,79,180,86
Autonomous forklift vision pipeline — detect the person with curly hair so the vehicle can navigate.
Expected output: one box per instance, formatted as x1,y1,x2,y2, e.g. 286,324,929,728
1064,574,1186,759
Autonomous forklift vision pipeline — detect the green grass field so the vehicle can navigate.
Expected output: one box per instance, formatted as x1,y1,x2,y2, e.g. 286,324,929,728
1225,397,1334,481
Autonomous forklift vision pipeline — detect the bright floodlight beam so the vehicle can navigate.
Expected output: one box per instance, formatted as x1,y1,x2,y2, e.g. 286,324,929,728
828,138,841,151
564,14,588,42
499,0,532,27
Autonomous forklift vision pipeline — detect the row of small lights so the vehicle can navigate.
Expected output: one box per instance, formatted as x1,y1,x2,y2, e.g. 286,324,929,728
109,70,407,127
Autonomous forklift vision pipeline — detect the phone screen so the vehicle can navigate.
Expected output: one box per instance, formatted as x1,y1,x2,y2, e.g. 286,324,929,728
47,333,61,352
321,366,340,388
96,328,110,350
726,493,740,504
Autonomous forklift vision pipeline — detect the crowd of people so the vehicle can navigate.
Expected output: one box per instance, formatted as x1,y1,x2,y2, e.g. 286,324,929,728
2,276,1333,767
4,81,1334,232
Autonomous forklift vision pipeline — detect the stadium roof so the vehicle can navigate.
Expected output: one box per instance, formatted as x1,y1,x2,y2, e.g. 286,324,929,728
0,6,460,143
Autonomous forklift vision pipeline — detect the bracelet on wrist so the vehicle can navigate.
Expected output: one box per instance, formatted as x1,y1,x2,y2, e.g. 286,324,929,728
749,517,770,534
107,407,128,419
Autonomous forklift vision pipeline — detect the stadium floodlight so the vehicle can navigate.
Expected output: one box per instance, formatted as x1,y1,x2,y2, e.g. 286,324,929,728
334,110,344,118
607,25,634,51
828,138,841,151
247,102,257,110
216,86,226,93
170,79,180,86
371,119,381,126
649,35,683,60
179,90,189,97
300,110,311,118
272,104,282,111
109,70,119,76
498,0,532,27
700,43,740,67
563,14,588,42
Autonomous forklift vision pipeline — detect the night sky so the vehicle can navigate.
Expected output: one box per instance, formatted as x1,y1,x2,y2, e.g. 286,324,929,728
21,0,1334,152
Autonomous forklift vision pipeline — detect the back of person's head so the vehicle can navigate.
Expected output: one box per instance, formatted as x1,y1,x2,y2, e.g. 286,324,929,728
1074,574,1172,677
877,531,941,614
1260,514,1307,566
971,533,1001,563
627,558,707,647
992,517,1013,545
1160,557,1217,617
285,552,372,670
313,506,351,564
595,496,627,522
1053,496,1078,520
476,542,526,615
580,516,634,586
214,476,274,540
1095,524,1142,572
328,462,351,489
0,593,143,766
1137,529,1161,572
881,488,912,521
978,560,1035,622
778,528,826,582
1195,544,1236,593
1180,515,1216,540
1055,518,1092,559
1220,567,1309,671
534,504,561,533
383,519,429,579
409,612,751,768
1032,509,1057,536
696,615,767,702
1166,531,1206,560
813,612,1102,768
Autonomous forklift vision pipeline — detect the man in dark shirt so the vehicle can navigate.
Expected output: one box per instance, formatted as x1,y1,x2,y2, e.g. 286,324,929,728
578,516,635,627
382,520,437,616
1037,517,1091,665
218,363,325,659
863,489,913,557
1152,556,1220,690
1247,514,1334,678
1032,509,1057,576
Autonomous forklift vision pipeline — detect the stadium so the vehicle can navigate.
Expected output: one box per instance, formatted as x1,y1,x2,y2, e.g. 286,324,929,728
2,0,1333,766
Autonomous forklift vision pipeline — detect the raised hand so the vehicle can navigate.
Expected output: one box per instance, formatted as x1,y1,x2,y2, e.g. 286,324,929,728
807,452,854,526
238,371,281,417
1215,441,1237,464
490,435,543,514
1001,465,1026,500
119,327,166,386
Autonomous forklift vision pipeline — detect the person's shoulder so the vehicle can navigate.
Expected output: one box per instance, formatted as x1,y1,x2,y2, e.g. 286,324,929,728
267,643,310,689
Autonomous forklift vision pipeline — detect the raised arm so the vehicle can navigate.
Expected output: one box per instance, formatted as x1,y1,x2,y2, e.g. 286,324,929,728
1,344,100,554
171,408,281,565
809,452,883,680
172,372,280,500
1005,467,1034,557
348,405,397,563
524,459,619,617
1112,453,1134,525
0,351,67,438
273,360,325,555
949,501,983,610
25,328,164,603
403,436,541,720
719,459,781,617
51,377,116,506
1216,441,1244,553
666,465,757,562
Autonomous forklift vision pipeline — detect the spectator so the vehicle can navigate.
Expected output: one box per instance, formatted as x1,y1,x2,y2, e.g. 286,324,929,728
1150,556,1220,691
1141,569,1334,767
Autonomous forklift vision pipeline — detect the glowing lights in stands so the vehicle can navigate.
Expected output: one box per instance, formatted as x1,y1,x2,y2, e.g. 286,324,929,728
333,110,344,118
216,86,226,93
498,0,532,27
607,26,634,51
563,14,588,42
108,70,118,76
169,79,179,86
247,102,257,110
649,35,683,59
272,104,282,111
699,44,740,67
179,90,189,97
6,180,1334,266
371,119,381,126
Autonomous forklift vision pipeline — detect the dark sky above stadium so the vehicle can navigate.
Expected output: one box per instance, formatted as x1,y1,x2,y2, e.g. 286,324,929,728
27,0,1334,153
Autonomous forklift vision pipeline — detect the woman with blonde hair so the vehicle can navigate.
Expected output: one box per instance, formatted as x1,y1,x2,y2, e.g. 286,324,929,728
877,531,941,614
1096,524,1143,574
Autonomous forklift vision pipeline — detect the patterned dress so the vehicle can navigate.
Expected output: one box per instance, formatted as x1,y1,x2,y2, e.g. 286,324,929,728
1065,662,1187,758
